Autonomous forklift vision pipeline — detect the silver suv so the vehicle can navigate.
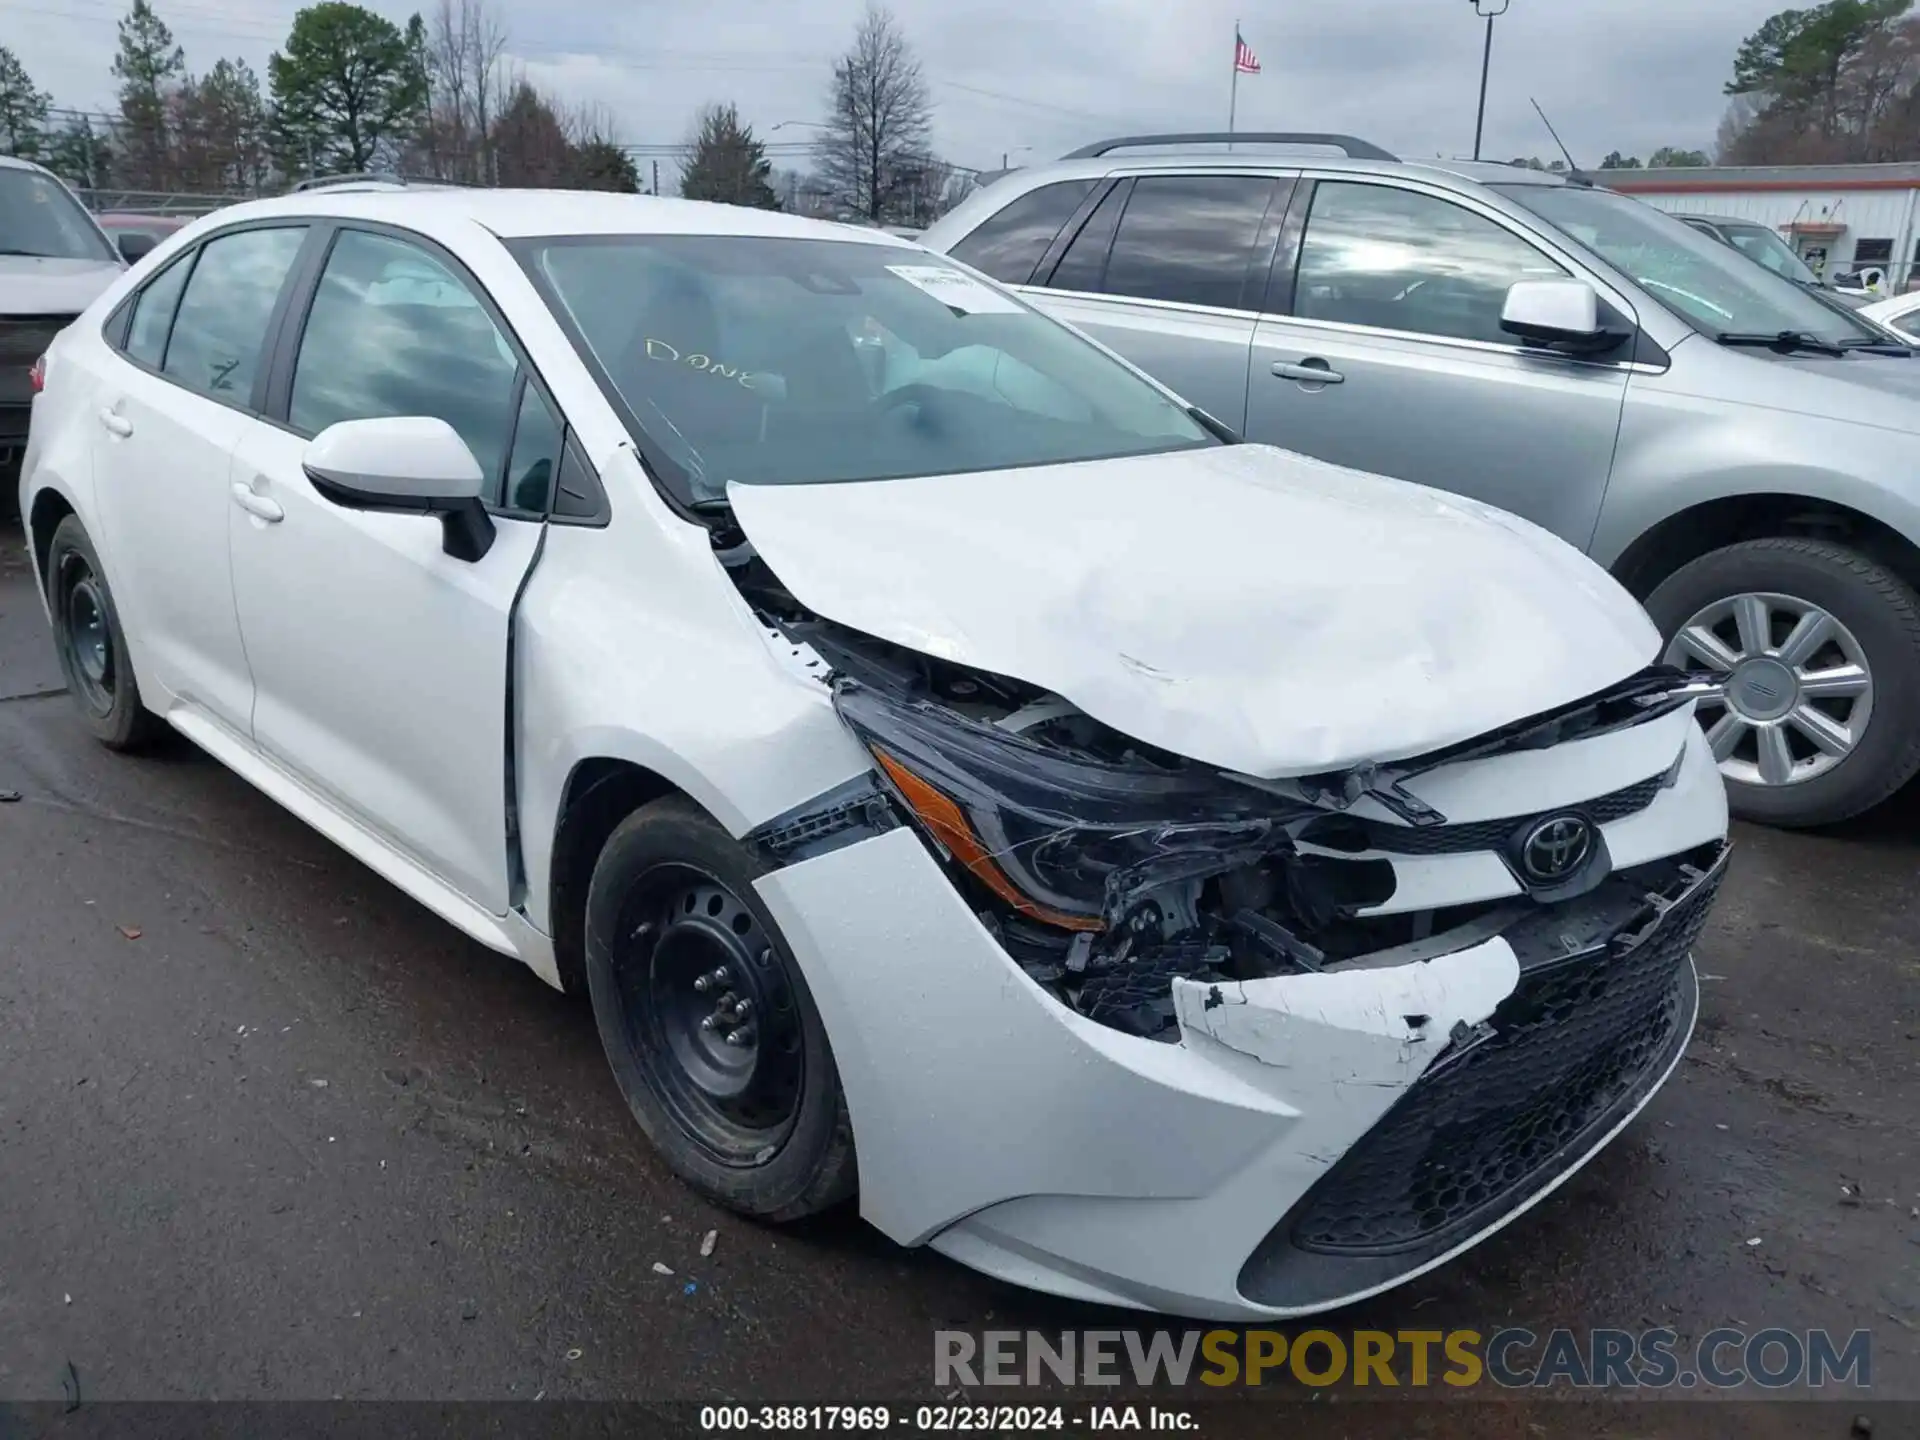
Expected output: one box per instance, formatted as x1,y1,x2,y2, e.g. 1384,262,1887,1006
921,132,1920,829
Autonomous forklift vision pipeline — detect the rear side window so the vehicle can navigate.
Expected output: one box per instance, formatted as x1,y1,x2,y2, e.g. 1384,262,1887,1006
1100,175,1278,311
163,227,307,402
124,253,193,368
948,180,1096,284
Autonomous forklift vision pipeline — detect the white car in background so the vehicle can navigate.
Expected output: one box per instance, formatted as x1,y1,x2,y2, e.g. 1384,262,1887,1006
1859,289,1920,341
20,189,1728,1319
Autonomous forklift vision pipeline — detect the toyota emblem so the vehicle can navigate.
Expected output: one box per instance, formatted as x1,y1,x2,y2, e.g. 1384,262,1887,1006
1519,815,1593,883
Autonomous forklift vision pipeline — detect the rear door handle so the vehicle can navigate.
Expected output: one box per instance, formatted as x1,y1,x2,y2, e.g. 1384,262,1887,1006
98,408,133,437
1271,360,1345,384
231,482,284,523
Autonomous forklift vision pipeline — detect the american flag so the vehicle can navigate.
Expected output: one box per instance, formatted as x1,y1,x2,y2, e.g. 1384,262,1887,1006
1234,31,1261,74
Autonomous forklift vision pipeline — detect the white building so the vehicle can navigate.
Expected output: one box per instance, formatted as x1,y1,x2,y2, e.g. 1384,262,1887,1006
1609,162,1920,292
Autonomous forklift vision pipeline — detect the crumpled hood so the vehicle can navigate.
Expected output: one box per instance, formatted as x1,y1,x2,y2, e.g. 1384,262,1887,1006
0,256,123,316
728,444,1660,778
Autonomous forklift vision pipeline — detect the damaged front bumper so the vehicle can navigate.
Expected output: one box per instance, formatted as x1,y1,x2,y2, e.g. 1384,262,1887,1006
755,800,1727,1320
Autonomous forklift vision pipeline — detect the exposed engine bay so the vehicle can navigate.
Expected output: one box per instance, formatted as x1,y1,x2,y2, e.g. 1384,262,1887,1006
726,545,1702,1042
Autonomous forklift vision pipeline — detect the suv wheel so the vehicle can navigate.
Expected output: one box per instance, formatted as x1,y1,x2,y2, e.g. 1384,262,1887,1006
1646,537,1920,828
583,796,857,1221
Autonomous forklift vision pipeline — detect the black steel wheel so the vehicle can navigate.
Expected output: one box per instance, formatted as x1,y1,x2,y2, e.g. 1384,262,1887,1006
45,515,162,751
584,797,856,1220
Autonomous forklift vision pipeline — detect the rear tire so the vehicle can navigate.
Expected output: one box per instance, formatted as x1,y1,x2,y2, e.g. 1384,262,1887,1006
45,515,163,753
583,796,856,1221
1645,537,1920,828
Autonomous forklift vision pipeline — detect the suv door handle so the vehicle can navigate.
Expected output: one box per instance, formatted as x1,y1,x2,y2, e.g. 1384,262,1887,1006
98,408,134,437
1272,360,1346,385
231,482,284,523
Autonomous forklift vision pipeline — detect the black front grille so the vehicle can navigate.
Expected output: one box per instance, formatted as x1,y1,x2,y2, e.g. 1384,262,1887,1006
1236,845,1725,1308
1296,859,1718,1255
1309,772,1668,857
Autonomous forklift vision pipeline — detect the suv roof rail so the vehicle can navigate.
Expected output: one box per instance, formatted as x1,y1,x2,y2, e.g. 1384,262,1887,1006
292,172,404,192
1062,133,1399,162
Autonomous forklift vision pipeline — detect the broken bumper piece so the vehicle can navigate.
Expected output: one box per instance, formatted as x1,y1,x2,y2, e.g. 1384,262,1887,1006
755,818,1726,1321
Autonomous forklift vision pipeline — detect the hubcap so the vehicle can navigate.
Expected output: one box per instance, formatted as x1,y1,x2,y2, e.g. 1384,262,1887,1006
59,559,116,716
615,868,804,1165
1663,591,1873,789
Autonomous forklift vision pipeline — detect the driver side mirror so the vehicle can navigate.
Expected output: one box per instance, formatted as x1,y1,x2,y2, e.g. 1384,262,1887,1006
116,232,158,264
302,416,496,562
1500,280,1625,354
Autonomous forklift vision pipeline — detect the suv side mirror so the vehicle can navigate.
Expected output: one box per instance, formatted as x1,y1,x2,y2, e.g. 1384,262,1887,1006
302,416,496,562
1500,280,1624,354
116,232,157,264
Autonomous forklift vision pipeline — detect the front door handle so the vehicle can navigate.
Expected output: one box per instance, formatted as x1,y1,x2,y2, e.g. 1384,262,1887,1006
1271,359,1346,385
98,408,134,437
231,482,284,523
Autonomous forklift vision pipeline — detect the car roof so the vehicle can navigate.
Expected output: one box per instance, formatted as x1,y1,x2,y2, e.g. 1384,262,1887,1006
1672,213,1765,227
187,187,925,247
0,152,55,176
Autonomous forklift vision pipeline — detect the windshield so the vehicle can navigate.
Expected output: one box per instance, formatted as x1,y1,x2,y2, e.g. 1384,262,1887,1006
1718,222,1821,286
1498,184,1880,346
0,169,117,262
514,235,1214,502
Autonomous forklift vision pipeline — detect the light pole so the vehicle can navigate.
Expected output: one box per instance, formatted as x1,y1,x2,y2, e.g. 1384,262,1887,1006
1471,0,1511,163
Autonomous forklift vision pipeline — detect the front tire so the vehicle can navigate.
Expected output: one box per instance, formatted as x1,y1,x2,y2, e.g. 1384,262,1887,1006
1646,536,1920,827
583,796,856,1221
45,515,163,752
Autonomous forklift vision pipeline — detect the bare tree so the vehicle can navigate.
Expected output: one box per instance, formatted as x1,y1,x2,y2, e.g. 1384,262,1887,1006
422,0,505,182
814,3,932,223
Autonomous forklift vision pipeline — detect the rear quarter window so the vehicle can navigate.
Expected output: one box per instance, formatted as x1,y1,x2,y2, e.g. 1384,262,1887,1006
947,180,1097,284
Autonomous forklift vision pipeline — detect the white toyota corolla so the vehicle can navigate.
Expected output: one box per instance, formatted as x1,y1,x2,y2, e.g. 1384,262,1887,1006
19,187,1729,1320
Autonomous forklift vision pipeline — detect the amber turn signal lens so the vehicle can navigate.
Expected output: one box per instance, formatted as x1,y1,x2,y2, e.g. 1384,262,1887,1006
873,749,1105,933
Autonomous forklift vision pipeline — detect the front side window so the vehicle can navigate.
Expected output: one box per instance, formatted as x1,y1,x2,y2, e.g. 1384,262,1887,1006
0,169,117,262
1046,181,1129,293
1100,175,1278,310
162,226,307,401
1888,308,1920,341
290,230,520,487
947,180,1096,284
123,253,193,368
1501,183,1883,346
1295,182,1566,345
516,234,1214,506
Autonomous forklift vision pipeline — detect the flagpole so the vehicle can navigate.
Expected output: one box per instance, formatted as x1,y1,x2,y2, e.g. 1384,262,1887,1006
1229,20,1239,150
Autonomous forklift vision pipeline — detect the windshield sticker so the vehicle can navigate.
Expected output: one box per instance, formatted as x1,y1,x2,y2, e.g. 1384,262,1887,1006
885,265,1024,315
642,337,764,389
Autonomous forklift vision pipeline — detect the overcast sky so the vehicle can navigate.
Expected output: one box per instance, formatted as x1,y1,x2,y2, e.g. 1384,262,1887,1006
8,0,1786,177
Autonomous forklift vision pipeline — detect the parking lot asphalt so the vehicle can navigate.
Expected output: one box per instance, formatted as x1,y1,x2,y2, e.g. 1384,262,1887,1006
0,528,1915,1429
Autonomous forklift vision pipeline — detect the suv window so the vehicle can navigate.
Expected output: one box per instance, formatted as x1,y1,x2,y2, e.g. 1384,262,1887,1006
162,227,307,402
948,180,1096,284
124,253,193,368
1296,182,1565,345
1047,181,1129,293
290,229,521,490
1097,175,1278,311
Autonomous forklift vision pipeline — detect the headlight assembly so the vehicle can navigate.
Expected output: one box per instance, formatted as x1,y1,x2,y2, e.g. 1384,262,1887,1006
833,682,1302,931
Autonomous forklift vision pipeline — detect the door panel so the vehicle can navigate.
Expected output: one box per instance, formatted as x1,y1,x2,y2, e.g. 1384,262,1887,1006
91,225,310,731
1246,320,1629,545
1024,290,1256,433
1247,179,1630,548
228,419,539,911
92,364,253,726
227,225,547,912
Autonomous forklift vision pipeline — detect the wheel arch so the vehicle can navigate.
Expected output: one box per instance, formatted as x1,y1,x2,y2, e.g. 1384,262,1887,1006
1609,492,1920,602
27,485,78,602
